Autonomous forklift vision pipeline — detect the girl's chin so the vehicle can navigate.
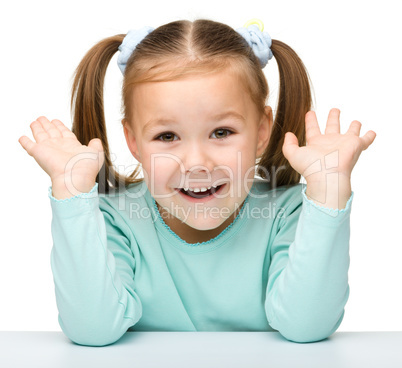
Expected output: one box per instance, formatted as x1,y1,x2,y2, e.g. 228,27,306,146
174,203,241,232
181,218,230,231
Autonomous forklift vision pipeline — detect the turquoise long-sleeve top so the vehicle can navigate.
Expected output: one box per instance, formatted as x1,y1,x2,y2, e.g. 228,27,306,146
48,178,354,346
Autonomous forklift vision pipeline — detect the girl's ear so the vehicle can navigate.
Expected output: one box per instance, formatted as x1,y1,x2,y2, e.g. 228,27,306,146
123,120,141,162
256,106,273,157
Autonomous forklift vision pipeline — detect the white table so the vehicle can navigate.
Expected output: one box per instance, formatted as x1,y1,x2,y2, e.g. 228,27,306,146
1,331,401,368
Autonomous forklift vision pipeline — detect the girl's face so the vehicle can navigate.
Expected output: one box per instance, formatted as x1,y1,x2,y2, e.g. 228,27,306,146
124,70,272,238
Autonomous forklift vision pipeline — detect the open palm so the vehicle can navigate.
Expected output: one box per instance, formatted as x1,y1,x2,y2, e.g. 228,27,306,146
18,116,104,185
282,108,376,181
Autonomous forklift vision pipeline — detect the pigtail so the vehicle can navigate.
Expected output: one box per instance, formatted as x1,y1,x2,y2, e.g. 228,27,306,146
71,34,142,194
257,40,314,188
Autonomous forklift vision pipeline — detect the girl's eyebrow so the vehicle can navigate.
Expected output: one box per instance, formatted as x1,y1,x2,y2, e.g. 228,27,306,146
142,119,177,134
142,111,246,134
211,111,246,124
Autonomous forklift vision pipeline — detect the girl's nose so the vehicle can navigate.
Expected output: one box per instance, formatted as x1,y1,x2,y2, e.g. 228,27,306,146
182,142,214,174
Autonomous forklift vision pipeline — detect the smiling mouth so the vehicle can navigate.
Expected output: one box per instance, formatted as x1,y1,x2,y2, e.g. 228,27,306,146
179,184,225,199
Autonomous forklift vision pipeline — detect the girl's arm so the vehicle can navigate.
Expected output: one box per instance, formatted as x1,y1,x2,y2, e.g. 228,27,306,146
266,108,374,342
265,186,353,343
19,117,141,345
49,183,142,346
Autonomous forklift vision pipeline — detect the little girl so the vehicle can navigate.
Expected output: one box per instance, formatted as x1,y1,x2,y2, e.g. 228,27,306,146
18,19,376,346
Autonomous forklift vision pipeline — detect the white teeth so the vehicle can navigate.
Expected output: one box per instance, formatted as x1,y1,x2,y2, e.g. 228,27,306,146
181,185,224,193
193,187,208,193
183,187,210,192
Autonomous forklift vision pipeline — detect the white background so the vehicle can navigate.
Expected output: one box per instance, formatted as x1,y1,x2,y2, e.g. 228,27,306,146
1,0,401,332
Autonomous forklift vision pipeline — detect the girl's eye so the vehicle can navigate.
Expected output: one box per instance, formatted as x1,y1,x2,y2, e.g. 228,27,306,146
156,132,178,142
155,129,233,142
212,129,232,139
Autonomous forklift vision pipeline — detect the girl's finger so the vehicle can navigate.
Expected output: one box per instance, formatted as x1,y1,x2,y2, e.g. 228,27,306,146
30,120,49,143
324,108,341,135
282,132,300,161
51,119,77,138
37,116,62,139
346,120,362,136
360,130,377,151
305,111,321,142
18,135,36,156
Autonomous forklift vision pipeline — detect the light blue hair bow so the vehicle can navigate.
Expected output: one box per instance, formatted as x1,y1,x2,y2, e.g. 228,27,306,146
117,23,273,74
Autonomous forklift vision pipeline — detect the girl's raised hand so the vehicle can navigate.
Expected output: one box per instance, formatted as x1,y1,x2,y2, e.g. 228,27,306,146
18,117,104,198
282,108,376,182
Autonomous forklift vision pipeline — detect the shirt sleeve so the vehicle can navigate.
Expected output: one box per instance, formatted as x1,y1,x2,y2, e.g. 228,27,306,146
265,185,354,343
48,183,142,346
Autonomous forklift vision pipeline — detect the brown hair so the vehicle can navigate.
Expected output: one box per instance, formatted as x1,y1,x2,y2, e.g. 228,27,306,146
71,19,313,193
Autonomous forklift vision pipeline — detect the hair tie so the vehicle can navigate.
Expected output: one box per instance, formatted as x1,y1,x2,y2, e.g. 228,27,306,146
117,26,154,74
236,20,273,68
117,20,273,74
